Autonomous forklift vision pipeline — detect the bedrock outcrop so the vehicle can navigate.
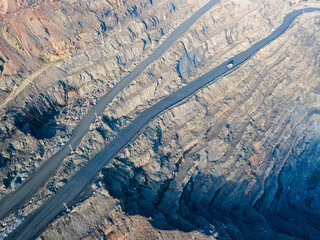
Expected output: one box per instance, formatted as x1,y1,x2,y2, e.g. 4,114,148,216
38,1,320,240
0,0,204,198
98,12,320,240
1,0,320,239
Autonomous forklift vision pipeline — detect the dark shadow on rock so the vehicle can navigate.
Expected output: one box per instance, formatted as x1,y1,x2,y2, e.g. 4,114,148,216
100,135,320,239
13,107,61,139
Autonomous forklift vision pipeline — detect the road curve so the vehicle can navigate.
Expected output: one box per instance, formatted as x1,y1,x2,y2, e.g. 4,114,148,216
7,7,320,240
0,0,220,221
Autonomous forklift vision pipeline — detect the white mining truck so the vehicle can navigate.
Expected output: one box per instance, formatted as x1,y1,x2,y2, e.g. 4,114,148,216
227,60,234,69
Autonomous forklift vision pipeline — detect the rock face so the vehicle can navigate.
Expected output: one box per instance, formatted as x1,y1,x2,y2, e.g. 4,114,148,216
0,0,201,197
1,0,320,239
97,10,320,239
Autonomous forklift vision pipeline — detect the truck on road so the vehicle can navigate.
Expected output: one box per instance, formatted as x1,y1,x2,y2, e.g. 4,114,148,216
227,60,234,69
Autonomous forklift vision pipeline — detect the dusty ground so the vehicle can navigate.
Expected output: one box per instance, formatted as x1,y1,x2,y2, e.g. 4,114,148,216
1,0,320,239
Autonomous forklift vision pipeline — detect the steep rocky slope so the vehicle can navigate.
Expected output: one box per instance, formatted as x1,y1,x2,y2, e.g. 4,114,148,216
39,1,320,240
0,0,205,196
1,0,320,239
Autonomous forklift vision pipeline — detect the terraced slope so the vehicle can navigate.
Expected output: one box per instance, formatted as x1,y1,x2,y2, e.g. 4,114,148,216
1,0,320,239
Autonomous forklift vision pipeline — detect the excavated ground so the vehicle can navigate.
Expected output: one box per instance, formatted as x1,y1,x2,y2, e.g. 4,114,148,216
1,0,320,239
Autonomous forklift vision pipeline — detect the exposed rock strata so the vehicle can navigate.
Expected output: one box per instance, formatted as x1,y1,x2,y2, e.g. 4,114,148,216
95,11,320,239
0,0,320,239
39,2,320,240
0,0,203,197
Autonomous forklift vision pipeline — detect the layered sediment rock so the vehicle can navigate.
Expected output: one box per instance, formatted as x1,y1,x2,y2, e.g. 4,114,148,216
1,0,320,239
95,10,320,239
39,1,320,240
0,0,203,197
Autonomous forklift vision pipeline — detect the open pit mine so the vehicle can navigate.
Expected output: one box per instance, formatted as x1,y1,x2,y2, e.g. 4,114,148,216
0,0,320,239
